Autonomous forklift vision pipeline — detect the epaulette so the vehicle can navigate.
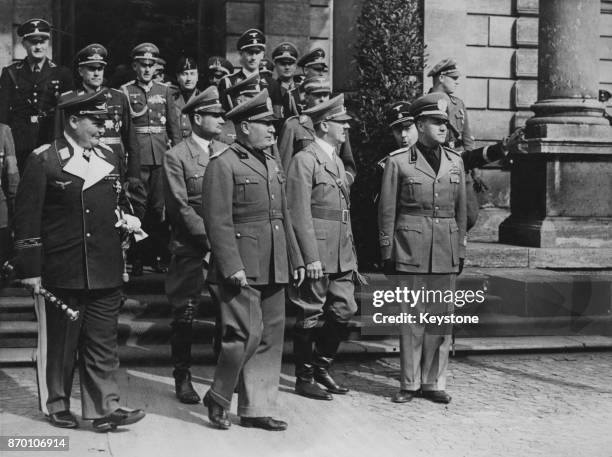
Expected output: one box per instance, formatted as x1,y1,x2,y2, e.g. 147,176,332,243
376,156,388,170
121,80,135,88
97,142,113,152
210,145,230,159
108,87,122,95
442,145,461,157
32,144,51,156
388,147,409,157
9,61,23,70
60,89,75,97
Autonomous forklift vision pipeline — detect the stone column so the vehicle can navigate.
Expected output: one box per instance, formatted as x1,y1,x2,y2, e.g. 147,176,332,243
499,0,612,249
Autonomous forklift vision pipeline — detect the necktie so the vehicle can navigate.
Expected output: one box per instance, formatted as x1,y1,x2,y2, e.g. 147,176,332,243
83,149,92,161
208,143,214,157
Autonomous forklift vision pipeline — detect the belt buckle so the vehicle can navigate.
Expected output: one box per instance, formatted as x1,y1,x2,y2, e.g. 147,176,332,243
341,209,349,224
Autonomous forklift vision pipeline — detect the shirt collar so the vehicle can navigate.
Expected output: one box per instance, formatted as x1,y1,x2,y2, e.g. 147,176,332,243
191,132,210,152
242,68,258,78
314,137,335,160
29,57,46,72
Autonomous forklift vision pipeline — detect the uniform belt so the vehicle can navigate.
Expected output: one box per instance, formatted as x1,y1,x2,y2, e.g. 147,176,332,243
134,125,165,134
311,206,350,224
233,210,284,224
100,136,122,145
399,208,455,218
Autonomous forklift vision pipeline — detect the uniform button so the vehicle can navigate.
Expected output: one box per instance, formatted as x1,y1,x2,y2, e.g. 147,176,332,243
236,233,241,238
274,225,279,230
435,219,439,224
85,209,90,214
271,194,275,200
86,232,91,237
245,179,250,183
435,206,439,210
435,192,439,197
194,174,199,178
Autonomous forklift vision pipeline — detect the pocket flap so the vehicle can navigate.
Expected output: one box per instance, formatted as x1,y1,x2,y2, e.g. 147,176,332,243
450,174,461,183
396,224,422,233
450,220,459,232
315,229,327,240
235,230,258,240
235,175,259,185
403,176,423,185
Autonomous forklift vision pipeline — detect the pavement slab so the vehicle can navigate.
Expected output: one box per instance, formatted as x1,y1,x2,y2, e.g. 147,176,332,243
1,352,612,457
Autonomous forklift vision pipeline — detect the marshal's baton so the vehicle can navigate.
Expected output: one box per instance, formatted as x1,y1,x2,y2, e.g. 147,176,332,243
1,261,80,321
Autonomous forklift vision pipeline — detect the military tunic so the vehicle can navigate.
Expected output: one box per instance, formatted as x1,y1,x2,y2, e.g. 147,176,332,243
202,141,302,417
218,69,282,113
12,136,131,418
278,114,356,186
378,144,466,391
0,59,74,171
0,123,18,264
171,87,200,139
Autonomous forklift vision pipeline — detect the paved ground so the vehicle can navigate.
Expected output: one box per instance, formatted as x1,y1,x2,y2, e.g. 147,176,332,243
1,351,612,457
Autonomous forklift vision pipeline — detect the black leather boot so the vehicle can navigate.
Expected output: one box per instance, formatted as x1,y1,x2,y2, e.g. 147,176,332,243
313,321,350,394
171,317,200,404
174,369,200,404
293,327,332,400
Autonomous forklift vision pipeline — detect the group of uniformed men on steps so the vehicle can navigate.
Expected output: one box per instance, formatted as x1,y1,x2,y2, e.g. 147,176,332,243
1,18,527,432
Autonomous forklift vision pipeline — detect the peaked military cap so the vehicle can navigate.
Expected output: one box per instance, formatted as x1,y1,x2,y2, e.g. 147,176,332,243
76,43,108,67
409,93,449,121
297,48,327,69
427,57,461,78
272,42,298,62
155,57,166,68
58,89,108,120
176,56,197,73
303,76,331,94
387,101,413,128
226,89,275,123
226,73,261,100
259,58,274,76
237,28,266,52
131,43,160,63
208,56,233,76
18,18,51,39
303,93,352,124
182,86,225,115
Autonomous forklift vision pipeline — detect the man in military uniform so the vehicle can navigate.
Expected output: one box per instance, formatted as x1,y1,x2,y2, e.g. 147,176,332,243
218,29,282,115
259,58,274,77
0,123,18,264
63,44,141,188
201,90,304,431
122,43,181,274
278,76,356,185
378,92,467,405
171,57,200,140
272,42,301,120
0,19,74,172
163,86,226,404
287,94,357,401
12,90,145,431
205,56,233,88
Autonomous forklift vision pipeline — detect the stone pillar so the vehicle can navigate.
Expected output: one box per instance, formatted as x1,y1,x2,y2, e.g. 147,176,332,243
499,0,612,249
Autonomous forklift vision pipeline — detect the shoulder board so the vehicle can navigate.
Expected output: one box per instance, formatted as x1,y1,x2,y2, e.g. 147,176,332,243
389,147,409,157
108,87,122,95
32,144,51,156
376,156,389,169
97,142,113,152
9,61,23,70
442,145,461,157
298,115,310,125
210,145,230,160
60,89,76,97
121,80,136,88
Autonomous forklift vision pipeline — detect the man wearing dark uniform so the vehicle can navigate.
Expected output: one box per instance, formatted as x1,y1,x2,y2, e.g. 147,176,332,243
271,42,301,121
278,76,356,185
218,29,282,115
122,43,181,274
201,90,304,431
12,90,145,431
282,48,329,117
163,86,227,404
171,57,200,140
0,123,18,264
378,93,467,405
205,56,233,88
287,94,357,401
0,19,74,172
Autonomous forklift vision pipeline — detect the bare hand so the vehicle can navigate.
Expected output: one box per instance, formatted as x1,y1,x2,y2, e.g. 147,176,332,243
306,261,323,280
229,270,248,287
293,267,305,287
21,277,41,294
506,127,528,155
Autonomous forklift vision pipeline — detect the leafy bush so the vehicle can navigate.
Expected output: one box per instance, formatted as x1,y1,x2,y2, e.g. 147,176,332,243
349,0,425,270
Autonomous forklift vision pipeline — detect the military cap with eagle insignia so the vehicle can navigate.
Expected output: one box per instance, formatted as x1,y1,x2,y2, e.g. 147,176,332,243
76,43,108,67
208,56,233,76
181,86,225,115
17,18,51,39
302,76,331,95
409,92,449,121
272,42,298,62
297,47,328,69
386,101,413,128
427,57,461,78
302,93,352,125
226,73,261,99
131,42,160,63
237,28,266,52
225,89,276,123
58,89,109,120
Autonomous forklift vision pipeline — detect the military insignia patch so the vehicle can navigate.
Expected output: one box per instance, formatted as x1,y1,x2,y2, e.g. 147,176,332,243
58,147,70,160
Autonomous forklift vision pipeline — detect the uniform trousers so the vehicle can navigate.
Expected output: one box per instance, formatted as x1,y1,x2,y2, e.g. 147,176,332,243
208,283,285,417
396,274,455,391
34,287,122,419
165,254,206,372
290,270,357,329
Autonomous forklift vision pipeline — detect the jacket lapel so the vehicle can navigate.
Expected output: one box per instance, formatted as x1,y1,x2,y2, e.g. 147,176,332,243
186,136,210,168
413,147,437,179
82,149,114,190
62,143,89,181
437,147,453,178
311,142,338,177
235,144,268,179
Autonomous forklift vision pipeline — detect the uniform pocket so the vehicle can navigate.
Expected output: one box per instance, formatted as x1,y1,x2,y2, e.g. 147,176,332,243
235,230,260,278
186,170,204,195
393,223,423,266
401,176,422,202
234,175,261,202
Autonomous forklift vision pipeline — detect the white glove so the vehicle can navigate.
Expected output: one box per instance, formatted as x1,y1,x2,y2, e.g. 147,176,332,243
115,210,148,242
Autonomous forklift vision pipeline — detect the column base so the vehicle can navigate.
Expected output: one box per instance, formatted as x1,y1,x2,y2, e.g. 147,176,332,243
499,216,612,248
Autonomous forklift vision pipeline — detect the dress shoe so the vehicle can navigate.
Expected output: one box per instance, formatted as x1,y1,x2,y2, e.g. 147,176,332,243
48,410,78,429
92,408,145,432
314,368,349,394
175,373,201,404
421,390,452,404
240,416,287,431
391,390,418,403
203,391,231,429
295,378,333,400
131,259,143,277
